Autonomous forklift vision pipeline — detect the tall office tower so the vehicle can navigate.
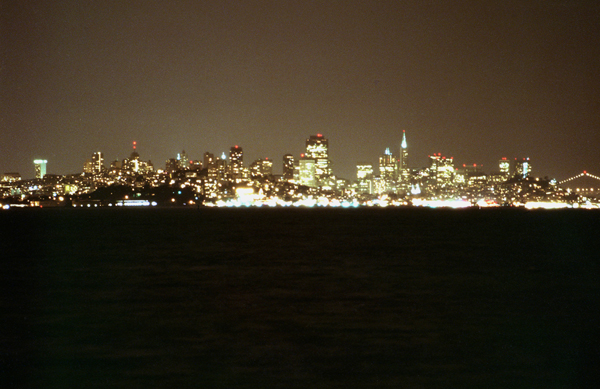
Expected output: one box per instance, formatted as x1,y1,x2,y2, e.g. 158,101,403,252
357,163,374,180
514,158,532,178
356,163,374,194
399,130,409,183
83,159,94,174
499,157,510,178
283,154,295,180
213,154,227,182
305,134,331,185
203,152,215,169
429,153,454,190
228,145,245,183
34,159,47,179
177,150,189,170
91,152,104,173
379,148,398,193
379,148,397,180
250,158,273,178
298,155,317,187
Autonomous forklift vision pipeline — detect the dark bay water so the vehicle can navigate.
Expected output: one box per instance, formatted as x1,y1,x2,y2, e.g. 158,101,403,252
2,208,600,388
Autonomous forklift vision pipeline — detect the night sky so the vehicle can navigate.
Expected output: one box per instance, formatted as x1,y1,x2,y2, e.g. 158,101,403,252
2,0,599,180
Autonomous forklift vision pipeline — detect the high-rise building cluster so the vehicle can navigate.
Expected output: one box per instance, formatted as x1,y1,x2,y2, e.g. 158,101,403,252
1,132,599,209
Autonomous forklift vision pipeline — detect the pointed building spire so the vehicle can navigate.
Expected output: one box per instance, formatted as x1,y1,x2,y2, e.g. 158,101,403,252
401,130,407,149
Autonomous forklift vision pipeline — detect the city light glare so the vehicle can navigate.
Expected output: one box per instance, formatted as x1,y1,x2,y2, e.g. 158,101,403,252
524,202,571,209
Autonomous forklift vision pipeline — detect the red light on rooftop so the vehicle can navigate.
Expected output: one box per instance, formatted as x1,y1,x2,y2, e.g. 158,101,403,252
235,145,239,148
473,164,476,167
317,133,323,137
584,170,587,174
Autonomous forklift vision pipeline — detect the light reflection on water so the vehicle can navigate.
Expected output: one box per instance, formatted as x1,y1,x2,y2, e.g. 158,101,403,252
2,208,600,388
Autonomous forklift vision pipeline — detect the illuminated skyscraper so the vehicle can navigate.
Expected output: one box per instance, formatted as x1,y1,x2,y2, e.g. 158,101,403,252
91,152,104,173
305,134,331,185
177,150,189,170
34,159,47,179
399,130,409,183
249,158,273,178
215,153,227,181
298,155,317,187
228,145,245,183
357,164,374,180
203,152,215,169
429,153,454,190
356,163,374,194
514,158,532,178
499,157,510,178
379,148,397,193
283,154,295,181
84,152,104,174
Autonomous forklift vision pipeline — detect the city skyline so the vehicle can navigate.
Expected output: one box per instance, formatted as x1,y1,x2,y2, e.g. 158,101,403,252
2,1,600,179
6,132,598,182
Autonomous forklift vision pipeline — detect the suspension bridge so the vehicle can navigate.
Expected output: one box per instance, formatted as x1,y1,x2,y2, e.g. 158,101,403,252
558,171,600,185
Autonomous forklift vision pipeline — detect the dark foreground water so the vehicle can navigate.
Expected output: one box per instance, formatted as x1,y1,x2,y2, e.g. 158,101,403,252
2,207,600,388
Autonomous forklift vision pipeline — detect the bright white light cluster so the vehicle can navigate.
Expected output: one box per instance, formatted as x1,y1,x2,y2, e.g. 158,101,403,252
524,202,571,209
412,199,472,208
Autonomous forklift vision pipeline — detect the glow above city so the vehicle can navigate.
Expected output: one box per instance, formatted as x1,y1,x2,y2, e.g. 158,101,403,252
2,1,600,180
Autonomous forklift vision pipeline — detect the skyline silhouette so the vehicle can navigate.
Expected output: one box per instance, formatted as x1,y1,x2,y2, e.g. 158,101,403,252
2,1,599,179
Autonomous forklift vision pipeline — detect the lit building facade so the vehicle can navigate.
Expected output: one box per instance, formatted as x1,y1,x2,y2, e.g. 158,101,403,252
203,152,215,170
249,158,273,178
399,130,409,184
177,150,189,170
299,156,317,187
283,154,295,181
34,159,47,179
356,163,374,194
499,157,510,178
92,152,104,173
378,148,397,193
1,173,21,183
165,158,178,174
228,146,245,183
428,154,454,191
83,152,104,175
123,151,153,174
305,134,331,185
514,158,532,179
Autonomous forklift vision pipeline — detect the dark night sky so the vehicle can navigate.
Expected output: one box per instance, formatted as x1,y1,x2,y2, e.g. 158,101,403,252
2,0,599,180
